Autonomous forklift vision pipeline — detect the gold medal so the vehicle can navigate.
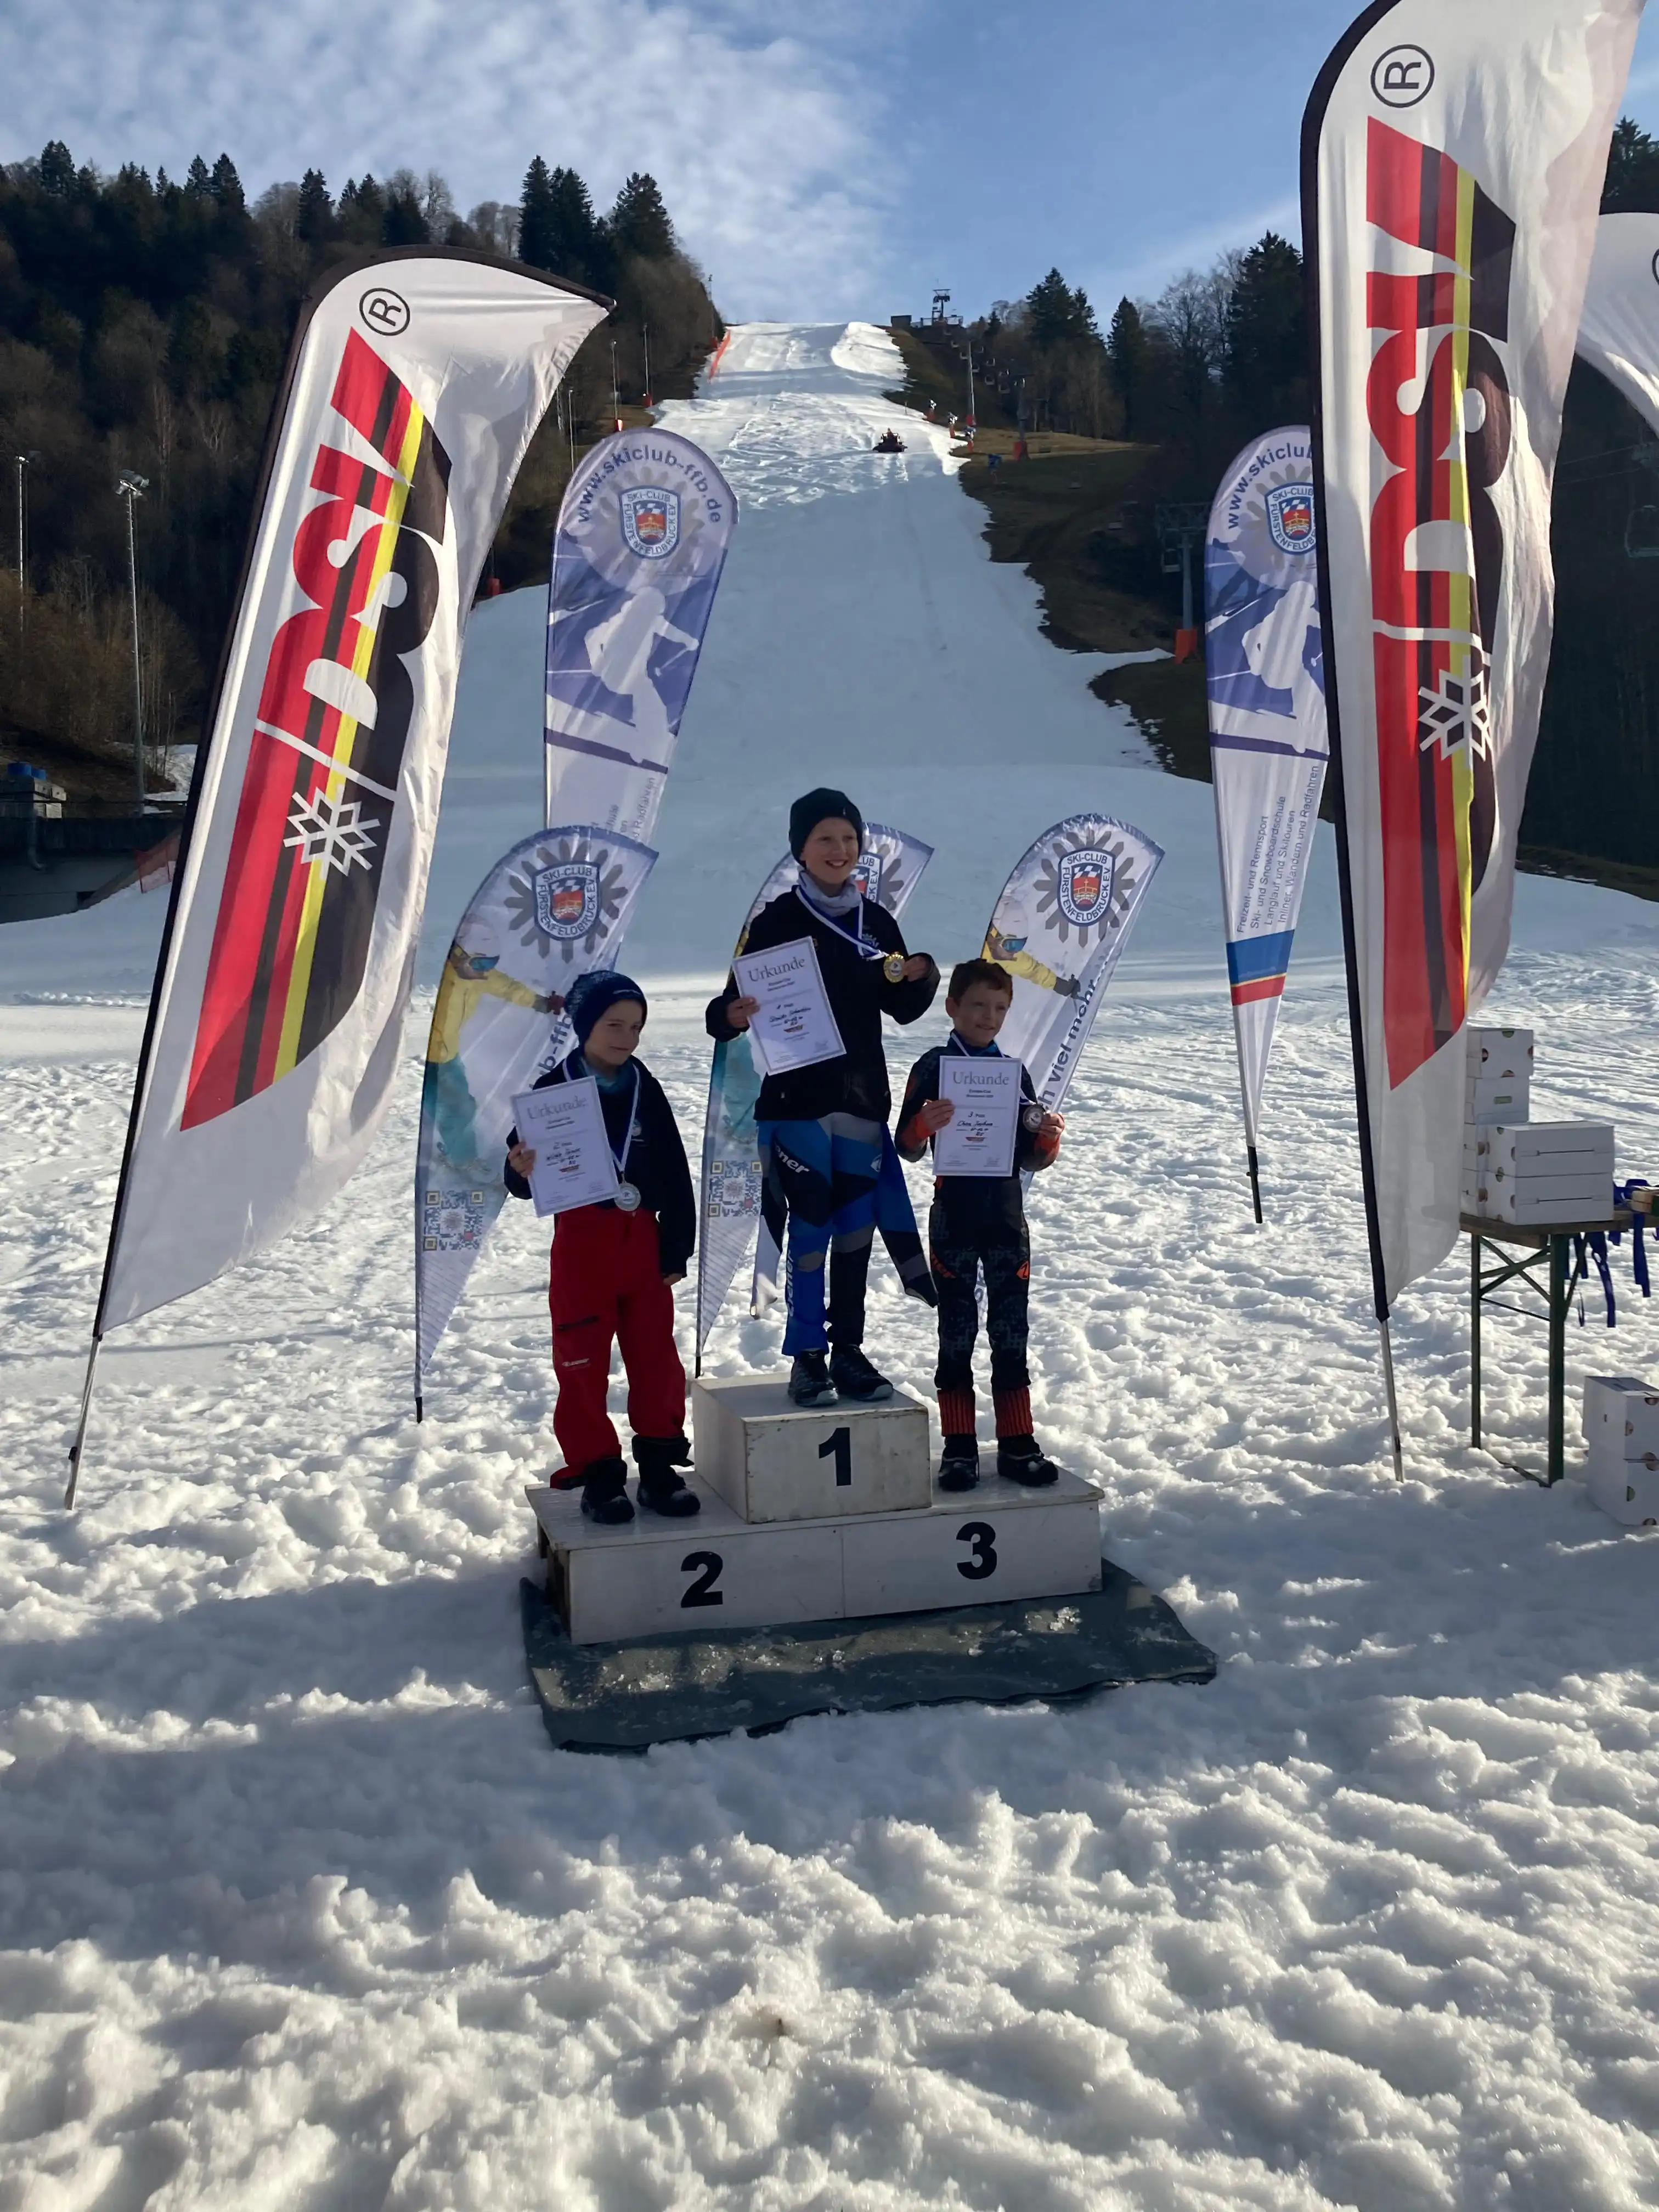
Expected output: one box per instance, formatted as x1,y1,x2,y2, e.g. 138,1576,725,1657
882,952,906,984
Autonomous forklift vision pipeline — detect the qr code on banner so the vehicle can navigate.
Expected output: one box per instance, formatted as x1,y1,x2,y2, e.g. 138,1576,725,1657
422,1188,489,1251
707,1159,761,1219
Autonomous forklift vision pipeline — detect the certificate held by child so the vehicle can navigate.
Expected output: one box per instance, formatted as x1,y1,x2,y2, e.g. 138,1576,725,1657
933,1054,1022,1177
510,1078,619,1217
732,937,845,1076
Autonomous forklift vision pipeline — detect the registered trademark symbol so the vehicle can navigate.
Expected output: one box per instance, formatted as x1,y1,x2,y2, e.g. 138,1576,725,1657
1371,43,1434,108
359,286,410,337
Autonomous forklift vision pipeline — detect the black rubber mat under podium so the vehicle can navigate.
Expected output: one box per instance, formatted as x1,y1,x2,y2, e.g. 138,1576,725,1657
520,1556,1216,1752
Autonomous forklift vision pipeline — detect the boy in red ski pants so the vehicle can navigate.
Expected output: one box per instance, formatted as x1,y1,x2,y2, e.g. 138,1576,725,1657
505,970,698,1524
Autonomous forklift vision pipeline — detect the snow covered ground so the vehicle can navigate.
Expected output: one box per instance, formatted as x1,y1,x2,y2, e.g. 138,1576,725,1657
3,323,1659,2211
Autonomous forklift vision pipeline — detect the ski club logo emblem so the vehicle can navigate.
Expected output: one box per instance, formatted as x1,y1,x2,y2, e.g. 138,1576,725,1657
850,848,883,902
533,860,601,940
1266,482,1316,555
1057,848,1114,927
620,486,680,560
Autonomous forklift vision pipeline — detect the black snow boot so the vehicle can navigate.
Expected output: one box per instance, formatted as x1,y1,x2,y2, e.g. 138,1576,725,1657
579,1455,634,1523
789,1351,837,1407
997,1435,1059,1487
938,1435,980,1492
830,1346,893,1403
633,1433,699,1517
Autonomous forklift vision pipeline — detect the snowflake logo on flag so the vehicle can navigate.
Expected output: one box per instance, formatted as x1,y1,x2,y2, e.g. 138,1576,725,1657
1417,650,1492,764
284,788,382,876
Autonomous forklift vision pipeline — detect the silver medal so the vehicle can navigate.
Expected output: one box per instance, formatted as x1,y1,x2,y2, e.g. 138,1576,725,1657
613,1180,642,1212
1022,1104,1045,1132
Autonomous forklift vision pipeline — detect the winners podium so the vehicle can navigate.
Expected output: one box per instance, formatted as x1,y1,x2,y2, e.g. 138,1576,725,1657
520,1376,1216,1750
527,1375,1103,1645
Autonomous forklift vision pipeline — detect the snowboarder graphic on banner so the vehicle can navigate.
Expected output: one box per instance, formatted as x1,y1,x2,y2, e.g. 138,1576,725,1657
985,894,1081,998
560,582,703,777
424,921,559,1175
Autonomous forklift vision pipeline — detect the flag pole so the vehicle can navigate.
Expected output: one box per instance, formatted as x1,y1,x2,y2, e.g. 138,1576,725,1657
1245,1143,1263,1226
1302,0,1407,1482
64,1337,103,1509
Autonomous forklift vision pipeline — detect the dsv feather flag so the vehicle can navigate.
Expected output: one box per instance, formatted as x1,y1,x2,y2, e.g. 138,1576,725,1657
71,253,608,1496
1304,1,1640,1328
696,824,933,1361
1205,428,1328,1223
414,825,656,1410
544,430,736,845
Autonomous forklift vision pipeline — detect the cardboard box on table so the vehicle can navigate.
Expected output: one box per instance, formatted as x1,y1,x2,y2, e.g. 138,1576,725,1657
1462,1121,1614,1223
1466,1026,1534,1082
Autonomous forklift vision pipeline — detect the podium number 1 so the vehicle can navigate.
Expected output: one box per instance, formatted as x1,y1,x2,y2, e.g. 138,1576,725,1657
819,1426,853,1486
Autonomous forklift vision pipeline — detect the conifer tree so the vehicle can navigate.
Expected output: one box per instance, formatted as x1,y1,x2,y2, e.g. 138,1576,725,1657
1105,297,1150,438
1222,232,1306,428
517,156,558,269
296,170,335,245
610,173,674,259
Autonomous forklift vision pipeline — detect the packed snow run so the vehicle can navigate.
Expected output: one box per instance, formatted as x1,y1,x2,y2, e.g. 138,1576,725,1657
4,323,1659,2210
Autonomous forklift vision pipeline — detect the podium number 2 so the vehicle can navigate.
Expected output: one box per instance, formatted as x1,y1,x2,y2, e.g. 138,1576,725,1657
957,1522,998,1580
819,1426,853,1486
681,1551,724,1607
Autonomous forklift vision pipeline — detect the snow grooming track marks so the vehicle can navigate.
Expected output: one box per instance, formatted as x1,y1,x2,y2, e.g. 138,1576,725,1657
2,324,1659,2207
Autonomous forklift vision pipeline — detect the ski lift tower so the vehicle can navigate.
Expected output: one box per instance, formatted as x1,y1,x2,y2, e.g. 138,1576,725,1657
1155,501,1209,663
931,287,951,326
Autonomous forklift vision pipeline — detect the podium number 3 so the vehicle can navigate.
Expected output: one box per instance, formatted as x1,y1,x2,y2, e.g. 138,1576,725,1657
818,1426,853,1486
680,1551,724,1606
957,1522,998,1580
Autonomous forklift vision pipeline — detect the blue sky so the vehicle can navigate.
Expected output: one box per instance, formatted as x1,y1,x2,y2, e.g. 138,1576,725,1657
4,0,1659,323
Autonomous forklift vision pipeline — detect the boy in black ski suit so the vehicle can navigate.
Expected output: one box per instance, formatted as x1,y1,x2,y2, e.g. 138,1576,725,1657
897,957,1064,1489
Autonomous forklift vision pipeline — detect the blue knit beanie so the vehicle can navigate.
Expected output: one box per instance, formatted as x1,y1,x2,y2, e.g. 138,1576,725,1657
566,968,648,1045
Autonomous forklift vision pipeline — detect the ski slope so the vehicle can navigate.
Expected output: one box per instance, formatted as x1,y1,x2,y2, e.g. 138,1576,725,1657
4,323,1659,2210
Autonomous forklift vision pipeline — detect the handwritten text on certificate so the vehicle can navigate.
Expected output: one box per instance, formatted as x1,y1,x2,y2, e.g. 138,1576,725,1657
733,936,846,1076
934,1056,1022,1177
511,1079,620,1217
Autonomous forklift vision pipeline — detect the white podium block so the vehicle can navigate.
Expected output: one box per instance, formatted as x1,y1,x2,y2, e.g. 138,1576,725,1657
841,1471,1104,1615
527,1466,1104,1645
691,1374,931,1523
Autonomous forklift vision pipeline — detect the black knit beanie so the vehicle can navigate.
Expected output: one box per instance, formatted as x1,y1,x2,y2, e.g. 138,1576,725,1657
788,787,865,859
566,968,647,1045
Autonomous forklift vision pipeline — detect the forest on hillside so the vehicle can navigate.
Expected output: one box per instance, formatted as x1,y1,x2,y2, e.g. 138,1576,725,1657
0,147,717,800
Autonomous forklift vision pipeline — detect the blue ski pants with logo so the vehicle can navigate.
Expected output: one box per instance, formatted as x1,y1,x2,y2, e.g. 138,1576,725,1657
758,1114,882,1354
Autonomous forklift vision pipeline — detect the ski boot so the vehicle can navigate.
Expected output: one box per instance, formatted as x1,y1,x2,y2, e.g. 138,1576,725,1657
578,1456,634,1523
937,1435,980,1492
996,1435,1059,1487
830,1346,893,1403
633,1432,699,1517
789,1350,837,1407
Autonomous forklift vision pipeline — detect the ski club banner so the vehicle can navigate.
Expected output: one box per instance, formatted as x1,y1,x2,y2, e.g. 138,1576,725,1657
695,824,933,1361
544,430,736,844
413,825,656,1412
68,252,610,1502
1304,0,1639,1468
1576,210,1659,432
981,814,1164,1138
1205,427,1329,1224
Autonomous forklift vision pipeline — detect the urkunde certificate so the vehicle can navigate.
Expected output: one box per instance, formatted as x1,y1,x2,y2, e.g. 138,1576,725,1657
733,936,846,1076
511,1078,620,1217
934,1056,1023,1177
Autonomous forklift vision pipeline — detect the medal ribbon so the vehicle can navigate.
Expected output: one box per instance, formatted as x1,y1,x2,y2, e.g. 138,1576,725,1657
794,885,885,962
566,1054,641,1194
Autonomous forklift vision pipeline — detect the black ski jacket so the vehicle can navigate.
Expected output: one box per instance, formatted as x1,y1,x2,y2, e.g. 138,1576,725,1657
896,1041,1058,1240
706,887,938,1123
504,1052,697,1274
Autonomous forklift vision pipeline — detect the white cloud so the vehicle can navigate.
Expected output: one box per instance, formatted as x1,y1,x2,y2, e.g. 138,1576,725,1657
0,0,906,319
1085,196,1303,312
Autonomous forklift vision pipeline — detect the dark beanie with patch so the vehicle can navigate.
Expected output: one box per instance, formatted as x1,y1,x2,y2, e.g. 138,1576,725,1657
788,787,865,860
566,968,648,1046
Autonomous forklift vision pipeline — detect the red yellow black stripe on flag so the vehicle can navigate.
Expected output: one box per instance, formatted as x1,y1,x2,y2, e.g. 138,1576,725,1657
1364,119,1515,1095
182,331,452,1130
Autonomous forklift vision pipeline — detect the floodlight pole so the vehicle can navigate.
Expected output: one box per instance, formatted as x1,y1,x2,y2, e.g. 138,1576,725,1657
611,340,620,430
643,321,652,409
116,472,149,810
14,452,36,639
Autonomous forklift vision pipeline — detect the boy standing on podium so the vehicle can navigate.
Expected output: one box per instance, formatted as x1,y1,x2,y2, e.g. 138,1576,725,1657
898,957,1064,1490
707,788,939,1407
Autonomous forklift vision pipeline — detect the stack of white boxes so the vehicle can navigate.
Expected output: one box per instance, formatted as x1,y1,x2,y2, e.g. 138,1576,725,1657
1582,1376,1659,1527
1461,1025,1616,1225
